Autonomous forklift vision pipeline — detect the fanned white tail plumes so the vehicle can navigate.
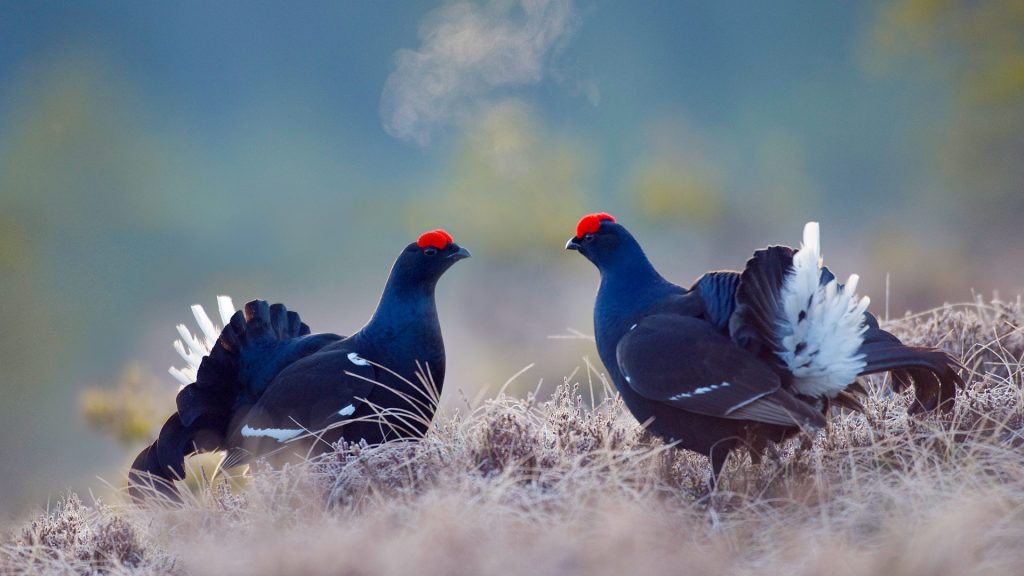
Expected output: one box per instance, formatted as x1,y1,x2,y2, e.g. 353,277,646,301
778,223,870,398
168,296,236,388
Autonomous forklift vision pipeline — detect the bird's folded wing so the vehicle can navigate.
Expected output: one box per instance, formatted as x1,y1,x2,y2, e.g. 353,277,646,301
222,351,378,467
616,314,823,428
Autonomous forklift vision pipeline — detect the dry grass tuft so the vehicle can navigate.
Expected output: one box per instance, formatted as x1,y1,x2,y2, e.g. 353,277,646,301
4,296,1024,575
3,493,177,575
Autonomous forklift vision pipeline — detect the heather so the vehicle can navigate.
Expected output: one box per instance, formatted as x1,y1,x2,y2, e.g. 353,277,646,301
4,297,1023,575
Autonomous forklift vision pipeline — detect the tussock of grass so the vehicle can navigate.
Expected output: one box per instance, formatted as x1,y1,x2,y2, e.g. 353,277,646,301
4,296,1024,575
2,493,176,575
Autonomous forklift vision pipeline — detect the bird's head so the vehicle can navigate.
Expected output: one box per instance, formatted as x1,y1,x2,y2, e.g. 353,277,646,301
565,213,638,271
392,229,471,286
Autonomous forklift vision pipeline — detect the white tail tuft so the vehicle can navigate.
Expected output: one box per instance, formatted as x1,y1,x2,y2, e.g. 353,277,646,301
217,295,236,326
169,297,235,389
778,222,869,398
168,367,192,387
172,338,201,370
176,324,207,360
191,305,218,347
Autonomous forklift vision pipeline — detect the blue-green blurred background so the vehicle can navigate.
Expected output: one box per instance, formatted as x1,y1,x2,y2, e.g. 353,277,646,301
1,0,1021,519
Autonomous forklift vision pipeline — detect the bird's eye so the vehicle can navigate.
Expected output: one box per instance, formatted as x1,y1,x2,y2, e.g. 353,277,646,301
424,247,438,256
582,233,595,243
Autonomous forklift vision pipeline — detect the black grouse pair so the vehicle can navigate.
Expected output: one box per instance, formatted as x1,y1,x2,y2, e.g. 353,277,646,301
131,218,963,498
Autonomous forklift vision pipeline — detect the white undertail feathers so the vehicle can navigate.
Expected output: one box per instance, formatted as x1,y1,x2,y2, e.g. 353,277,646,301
169,296,236,388
778,223,870,398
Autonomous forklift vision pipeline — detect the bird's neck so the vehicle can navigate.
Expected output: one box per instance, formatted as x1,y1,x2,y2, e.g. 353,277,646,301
356,275,446,411
594,252,680,370
361,276,441,343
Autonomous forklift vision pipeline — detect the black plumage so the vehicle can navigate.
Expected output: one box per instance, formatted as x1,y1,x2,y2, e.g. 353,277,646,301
129,231,469,501
566,213,963,487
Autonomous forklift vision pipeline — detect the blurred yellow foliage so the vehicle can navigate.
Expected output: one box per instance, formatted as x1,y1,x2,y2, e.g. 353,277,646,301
631,160,723,226
878,0,1024,107
80,364,248,497
966,55,1024,105
624,118,726,228
408,100,586,254
870,0,952,55
79,364,174,447
869,0,1024,230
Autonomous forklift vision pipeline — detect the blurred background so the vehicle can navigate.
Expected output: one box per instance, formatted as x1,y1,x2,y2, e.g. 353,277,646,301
0,0,1021,520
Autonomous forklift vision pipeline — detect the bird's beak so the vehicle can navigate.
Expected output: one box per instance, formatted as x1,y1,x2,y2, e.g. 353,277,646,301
565,237,581,251
448,246,472,260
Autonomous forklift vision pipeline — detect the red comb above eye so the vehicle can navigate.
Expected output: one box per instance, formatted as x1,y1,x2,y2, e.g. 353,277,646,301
417,229,453,250
575,213,616,238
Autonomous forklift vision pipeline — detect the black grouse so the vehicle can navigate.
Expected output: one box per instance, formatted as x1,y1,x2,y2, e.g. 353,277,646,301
566,213,963,487
129,229,470,500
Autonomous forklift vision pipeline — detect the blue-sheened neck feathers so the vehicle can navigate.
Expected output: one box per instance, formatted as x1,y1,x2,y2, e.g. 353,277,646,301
354,250,446,389
592,227,684,369
360,256,441,343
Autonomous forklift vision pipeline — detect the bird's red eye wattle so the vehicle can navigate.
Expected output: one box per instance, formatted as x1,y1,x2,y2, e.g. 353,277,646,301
575,213,616,238
417,229,453,250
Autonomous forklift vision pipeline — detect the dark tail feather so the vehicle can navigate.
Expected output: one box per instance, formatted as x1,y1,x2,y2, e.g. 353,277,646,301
729,246,849,359
729,246,794,358
129,300,316,501
729,388,828,429
128,415,193,503
859,315,965,414
830,381,868,413
128,412,228,503
127,443,178,502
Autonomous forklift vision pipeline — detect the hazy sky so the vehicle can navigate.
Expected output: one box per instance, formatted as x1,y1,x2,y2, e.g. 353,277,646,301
1,0,944,211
